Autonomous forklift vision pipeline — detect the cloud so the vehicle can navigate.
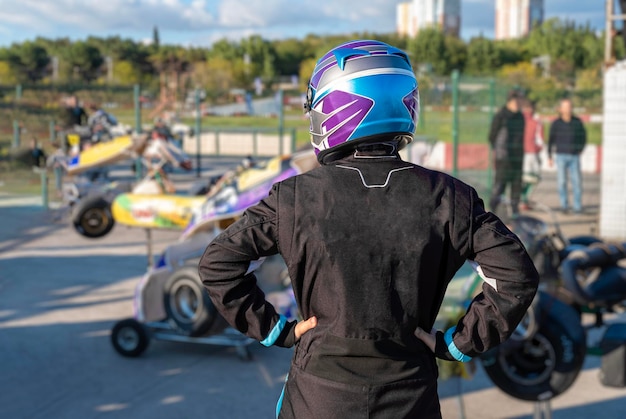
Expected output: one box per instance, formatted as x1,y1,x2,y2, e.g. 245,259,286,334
0,0,607,47
0,0,215,33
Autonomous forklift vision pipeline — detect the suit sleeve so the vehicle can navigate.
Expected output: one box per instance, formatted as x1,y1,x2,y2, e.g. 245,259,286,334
488,111,502,148
197,183,298,348
445,187,540,360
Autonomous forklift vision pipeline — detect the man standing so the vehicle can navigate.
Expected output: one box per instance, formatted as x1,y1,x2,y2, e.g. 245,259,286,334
488,90,525,216
548,98,587,214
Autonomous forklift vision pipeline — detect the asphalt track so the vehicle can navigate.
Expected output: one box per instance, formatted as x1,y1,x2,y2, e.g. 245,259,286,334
1,165,625,419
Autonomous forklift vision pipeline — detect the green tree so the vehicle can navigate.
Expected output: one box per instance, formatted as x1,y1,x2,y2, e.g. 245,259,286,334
62,41,104,82
113,60,143,84
465,36,500,76
192,58,235,100
5,41,50,83
0,60,18,84
444,35,467,73
408,28,449,75
273,38,311,76
299,57,317,92
527,18,603,71
153,26,160,50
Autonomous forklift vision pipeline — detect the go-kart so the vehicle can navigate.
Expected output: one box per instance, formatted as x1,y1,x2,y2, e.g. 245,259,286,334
60,133,193,238
110,150,318,359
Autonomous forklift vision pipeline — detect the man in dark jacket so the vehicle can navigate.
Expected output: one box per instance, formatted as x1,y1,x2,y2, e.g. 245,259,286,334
548,98,587,214
199,40,539,419
488,90,525,216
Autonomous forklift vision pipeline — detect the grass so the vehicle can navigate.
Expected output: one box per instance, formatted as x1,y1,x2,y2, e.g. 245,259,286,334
0,103,604,197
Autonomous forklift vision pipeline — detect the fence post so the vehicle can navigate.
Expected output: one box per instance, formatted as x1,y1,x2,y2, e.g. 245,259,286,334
134,84,142,134
252,130,258,157
195,89,202,178
133,84,142,180
49,119,56,143
278,89,284,155
291,128,297,154
15,84,22,102
54,166,63,191
215,130,220,156
12,120,20,148
487,78,495,193
451,70,460,178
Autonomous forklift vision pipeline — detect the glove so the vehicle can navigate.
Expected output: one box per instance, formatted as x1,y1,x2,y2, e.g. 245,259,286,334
415,326,472,363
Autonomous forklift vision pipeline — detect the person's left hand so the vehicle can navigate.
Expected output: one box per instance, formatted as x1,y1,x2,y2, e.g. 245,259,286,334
295,316,317,341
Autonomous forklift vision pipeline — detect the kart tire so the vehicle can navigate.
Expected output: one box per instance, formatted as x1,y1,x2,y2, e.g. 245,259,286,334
72,195,115,238
163,267,219,337
480,292,586,401
111,319,150,357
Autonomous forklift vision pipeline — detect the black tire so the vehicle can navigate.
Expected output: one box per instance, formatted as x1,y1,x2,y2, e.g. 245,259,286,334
111,319,150,357
163,267,219,337
72,195,115,238
480,292,586,401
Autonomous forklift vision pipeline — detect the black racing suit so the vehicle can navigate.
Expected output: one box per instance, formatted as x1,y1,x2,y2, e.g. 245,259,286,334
198,152,539,419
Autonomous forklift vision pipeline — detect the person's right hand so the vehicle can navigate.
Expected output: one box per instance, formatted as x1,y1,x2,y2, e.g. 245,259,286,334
295,316,317,341
414,327,437,353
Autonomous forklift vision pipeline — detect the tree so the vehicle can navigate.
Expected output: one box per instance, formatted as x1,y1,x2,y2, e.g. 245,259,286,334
274,38,312,76
153,26,160,50
408,28,449,75
298,57,317,93
63,41,104,83
192,58,235,100
0,61,18,84
444,35,467,73
5,42,50,83
465,36,500,76
498,62,539,89
113,60,143,84
527,18,603,71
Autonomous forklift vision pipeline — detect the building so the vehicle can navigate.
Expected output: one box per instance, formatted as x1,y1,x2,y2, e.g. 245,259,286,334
397,0,461,38
495,0,544,40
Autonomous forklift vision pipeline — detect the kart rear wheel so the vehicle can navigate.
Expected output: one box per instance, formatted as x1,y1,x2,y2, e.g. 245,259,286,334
163,267,219,337
72,195,115,238
111,319,150,357
480,292,586,401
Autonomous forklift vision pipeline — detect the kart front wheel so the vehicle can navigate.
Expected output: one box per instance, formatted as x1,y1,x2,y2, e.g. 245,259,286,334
111,319,150,357
72,195,115,238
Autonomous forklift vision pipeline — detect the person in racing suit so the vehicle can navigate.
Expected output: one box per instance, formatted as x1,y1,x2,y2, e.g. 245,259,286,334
198,40,539,419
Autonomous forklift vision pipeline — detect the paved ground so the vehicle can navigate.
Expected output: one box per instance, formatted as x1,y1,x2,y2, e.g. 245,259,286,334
1,167,625,419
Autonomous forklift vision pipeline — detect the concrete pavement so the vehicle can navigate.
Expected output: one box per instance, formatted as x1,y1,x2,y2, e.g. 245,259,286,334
1,168,625,419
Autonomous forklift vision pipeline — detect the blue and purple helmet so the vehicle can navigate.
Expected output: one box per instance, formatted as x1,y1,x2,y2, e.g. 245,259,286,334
305,40,419,163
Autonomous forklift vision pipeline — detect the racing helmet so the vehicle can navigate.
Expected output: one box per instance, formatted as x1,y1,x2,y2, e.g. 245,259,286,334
305,40,419,163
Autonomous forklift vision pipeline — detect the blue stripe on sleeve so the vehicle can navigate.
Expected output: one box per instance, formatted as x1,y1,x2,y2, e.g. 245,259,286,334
444,326,472,363
261,315,287,347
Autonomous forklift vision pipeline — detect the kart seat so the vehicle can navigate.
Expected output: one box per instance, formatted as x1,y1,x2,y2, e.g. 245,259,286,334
561,243,626,306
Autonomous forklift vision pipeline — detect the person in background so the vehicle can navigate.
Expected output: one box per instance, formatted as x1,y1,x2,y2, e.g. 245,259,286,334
547,98,587,214
87,103,118,143
58,95,89,154
63,95,88,128
520,99,544,210
29,137,46,168
488,90,525,216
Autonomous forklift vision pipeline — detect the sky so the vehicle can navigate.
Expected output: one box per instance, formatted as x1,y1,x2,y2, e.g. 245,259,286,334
0,0,605,47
